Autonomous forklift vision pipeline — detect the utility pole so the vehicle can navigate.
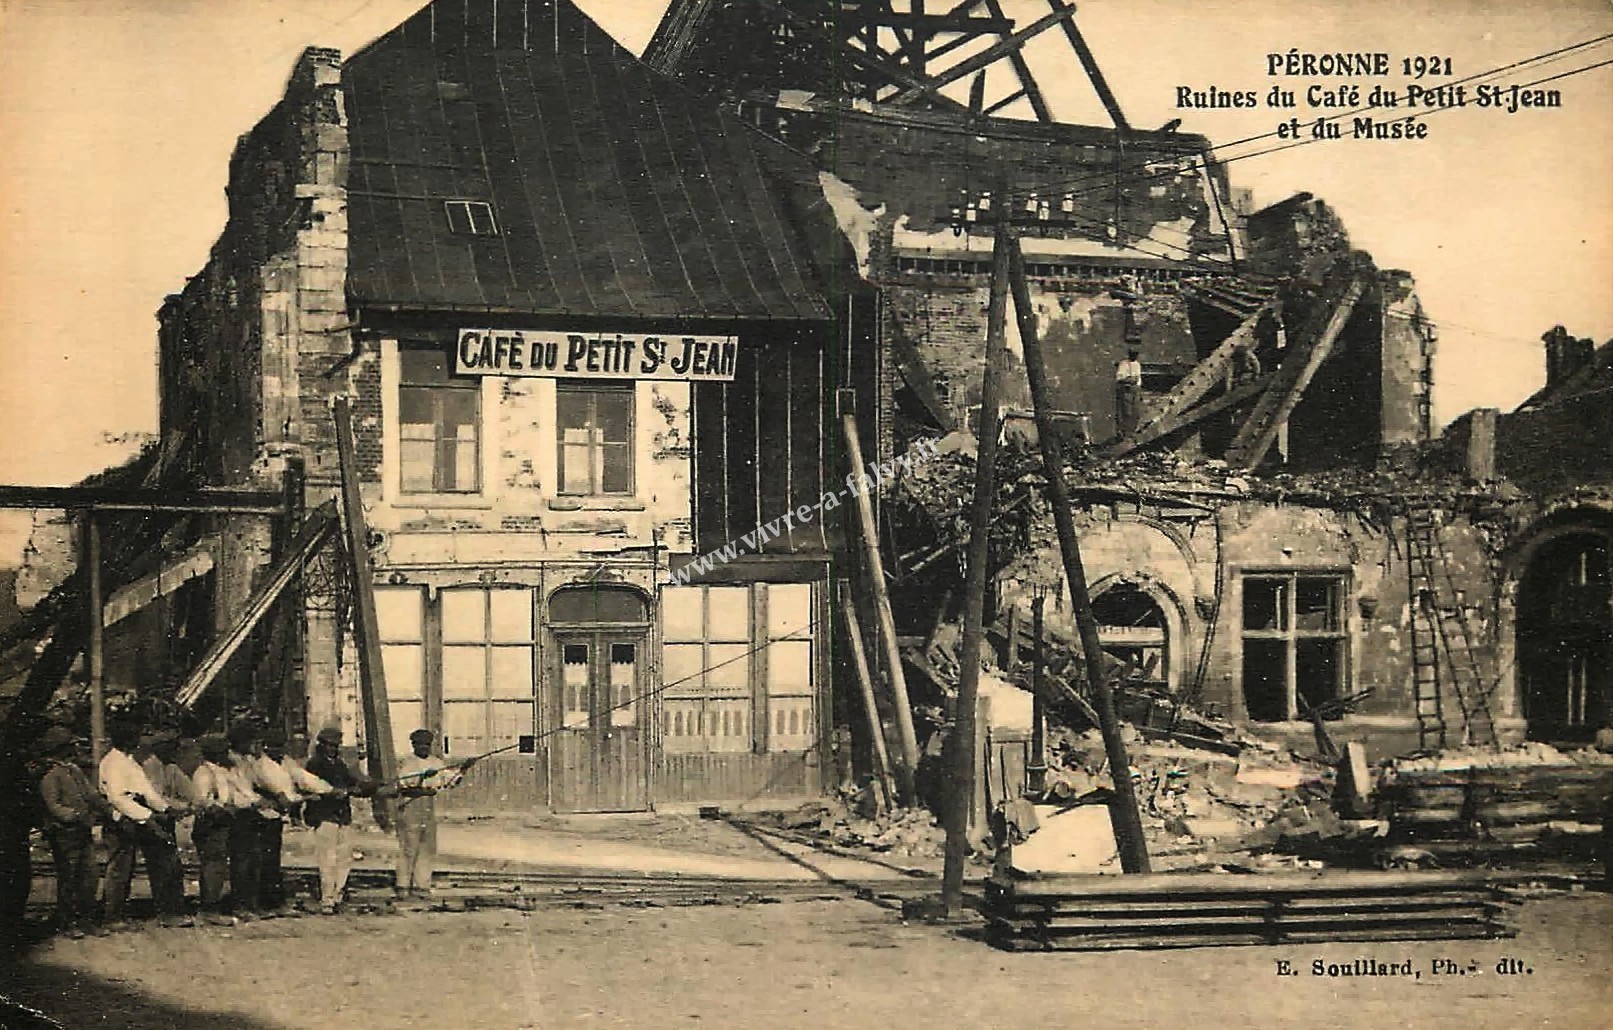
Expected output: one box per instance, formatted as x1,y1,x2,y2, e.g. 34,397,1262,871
1007,234,1151,873
942,181,1014,917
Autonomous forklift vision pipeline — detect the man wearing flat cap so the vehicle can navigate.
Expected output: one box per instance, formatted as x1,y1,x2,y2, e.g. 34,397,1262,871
302,725,387,913
394,728,468,899
36,726,110,936
190,735,244,923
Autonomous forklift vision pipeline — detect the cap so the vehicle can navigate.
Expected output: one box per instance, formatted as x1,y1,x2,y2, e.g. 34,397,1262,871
315,725,343,744
38,725,77,754
262,729,288,748
408,728,435,743
227,722,260,750
199,735,230,758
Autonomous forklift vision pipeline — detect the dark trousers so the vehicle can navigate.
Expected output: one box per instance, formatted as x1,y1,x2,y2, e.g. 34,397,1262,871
1114,381,1143,435
1,822,33,943
192,811,232,911
258,818,286,908
103,818,184,920
45,824,98,928
228,812,263,912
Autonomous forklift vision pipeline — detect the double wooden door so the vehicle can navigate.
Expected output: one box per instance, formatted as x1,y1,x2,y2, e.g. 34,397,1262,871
550,631,649,812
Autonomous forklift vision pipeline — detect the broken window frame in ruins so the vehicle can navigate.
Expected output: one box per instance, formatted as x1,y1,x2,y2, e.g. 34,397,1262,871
1239,570,1349,722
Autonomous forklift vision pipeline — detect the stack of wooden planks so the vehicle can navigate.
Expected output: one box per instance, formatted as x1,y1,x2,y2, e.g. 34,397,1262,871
984,870,1519,952
1380,765,1613,849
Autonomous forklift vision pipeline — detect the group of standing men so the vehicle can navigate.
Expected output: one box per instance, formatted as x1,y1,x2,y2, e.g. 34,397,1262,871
33,717,466,936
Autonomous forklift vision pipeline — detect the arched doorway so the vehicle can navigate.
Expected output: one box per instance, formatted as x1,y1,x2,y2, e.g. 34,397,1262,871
1091,582,1171,692
1516,529,1612,742
547,584,652,812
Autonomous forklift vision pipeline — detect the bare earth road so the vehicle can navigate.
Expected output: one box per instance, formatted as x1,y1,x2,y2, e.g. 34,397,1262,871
1,892,1608,1030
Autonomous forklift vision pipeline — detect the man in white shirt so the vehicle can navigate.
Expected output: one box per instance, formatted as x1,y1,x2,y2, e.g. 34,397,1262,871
190,735,244,923
1114,347,1144,436
226,723,295,917
394,728,468,899
99,720,190,928
253,729,314,912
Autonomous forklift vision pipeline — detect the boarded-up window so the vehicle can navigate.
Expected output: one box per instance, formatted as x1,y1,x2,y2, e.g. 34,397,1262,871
440,587,535,756
376,585,426,741
660,583,816,755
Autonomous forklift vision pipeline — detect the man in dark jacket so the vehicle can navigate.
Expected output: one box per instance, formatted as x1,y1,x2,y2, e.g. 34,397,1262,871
36,726,111,936
302,725,386,913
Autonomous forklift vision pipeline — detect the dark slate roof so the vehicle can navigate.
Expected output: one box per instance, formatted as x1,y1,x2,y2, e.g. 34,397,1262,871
342,0,831,322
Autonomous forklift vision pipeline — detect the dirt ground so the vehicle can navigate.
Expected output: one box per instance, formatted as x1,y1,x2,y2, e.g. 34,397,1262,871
2,890,1608,1030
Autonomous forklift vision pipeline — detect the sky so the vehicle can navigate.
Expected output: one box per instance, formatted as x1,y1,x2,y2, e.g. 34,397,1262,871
0,0,1609,499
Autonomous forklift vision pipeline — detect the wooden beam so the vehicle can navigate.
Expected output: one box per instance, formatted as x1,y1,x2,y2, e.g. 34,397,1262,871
0,484,286,513
1049,2,1131,132
839,579,896,813
784,10,970,113
174,505,337,708
1009,232,1151,874
981,88,1028,117
1108,372,1276,459
887,1,1075,106
839,8,1015,34
1226,276,1367,470
983,0,1053,122
102,535,218,628
840,404,921,804
1104,304,1270,458
333,397,398,831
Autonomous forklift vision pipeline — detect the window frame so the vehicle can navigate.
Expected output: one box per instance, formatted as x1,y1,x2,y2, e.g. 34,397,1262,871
1239,570,1350,722
428,586,538,759
384,340,497,507
397,344,483,496
444,199,499,236
555,380,636,498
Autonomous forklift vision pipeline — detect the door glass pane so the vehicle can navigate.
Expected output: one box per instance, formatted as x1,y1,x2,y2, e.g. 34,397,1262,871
706,643,750,694
561,643,590,729
609,643,636,727
489,590,534,642
1242,578,1287,631
765,641,812,696
442,645,487,700
1295,578,1341,632
767,584,813,640
489,646,534,699
442,589,487,643
381,644,425,701
706,587,750,642
661,587,705,641
661,644,705,698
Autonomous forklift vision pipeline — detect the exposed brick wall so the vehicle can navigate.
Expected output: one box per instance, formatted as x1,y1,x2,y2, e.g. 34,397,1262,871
1498,394,1613,496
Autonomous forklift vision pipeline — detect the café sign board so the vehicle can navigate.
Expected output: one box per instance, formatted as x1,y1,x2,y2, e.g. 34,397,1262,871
455,329,739,381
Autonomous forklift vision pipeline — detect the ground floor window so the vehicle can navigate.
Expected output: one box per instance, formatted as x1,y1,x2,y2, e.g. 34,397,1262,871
1240,572,1347,721
661,582,817,755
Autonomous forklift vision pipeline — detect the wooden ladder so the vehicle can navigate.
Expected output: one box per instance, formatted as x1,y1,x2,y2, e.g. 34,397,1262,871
1404,506,1498,749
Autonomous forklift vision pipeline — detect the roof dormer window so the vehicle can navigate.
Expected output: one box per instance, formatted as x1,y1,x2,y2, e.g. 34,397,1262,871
445,200,498,236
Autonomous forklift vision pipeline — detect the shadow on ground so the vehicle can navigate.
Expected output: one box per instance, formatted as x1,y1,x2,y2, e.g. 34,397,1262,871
2,934,282,1030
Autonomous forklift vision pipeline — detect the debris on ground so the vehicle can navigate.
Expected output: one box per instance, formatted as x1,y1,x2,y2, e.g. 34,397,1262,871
757,788,950,862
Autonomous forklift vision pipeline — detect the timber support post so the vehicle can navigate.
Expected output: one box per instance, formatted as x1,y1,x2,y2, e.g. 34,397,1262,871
839,397,920,804
840,579,896,814
1009,234,1151,873
1028,592,1047,796
943,180,1014,917
332,397,397,830
82,513,106,766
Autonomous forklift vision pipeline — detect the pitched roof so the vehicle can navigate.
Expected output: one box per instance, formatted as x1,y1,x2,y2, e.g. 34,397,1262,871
342,0,832,322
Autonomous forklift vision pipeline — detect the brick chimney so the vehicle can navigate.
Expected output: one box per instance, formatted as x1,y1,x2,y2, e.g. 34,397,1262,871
1543,325,1595,388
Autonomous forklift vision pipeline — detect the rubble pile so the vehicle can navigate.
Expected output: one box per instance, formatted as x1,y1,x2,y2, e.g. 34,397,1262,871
1026,725,1337,871
761,789,949,862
